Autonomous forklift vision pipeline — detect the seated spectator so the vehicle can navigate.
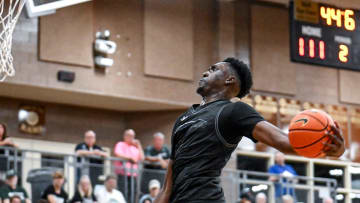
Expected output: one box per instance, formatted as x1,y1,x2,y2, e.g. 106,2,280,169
282,195,294,203
95,175,126,203
0,170,30,203
255,192,267,203
114,129,144,201
41,171,68,203
9,196,21,203
239,188,254,203
75,130,108,186
139,179,160,203
323,197,334,203
144,133,170,170
70,175,97,203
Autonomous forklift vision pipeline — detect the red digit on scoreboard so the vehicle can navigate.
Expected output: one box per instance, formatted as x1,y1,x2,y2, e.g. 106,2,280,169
319,41,325,60
298,37,305,56
309,39,315,58
298,38,326,60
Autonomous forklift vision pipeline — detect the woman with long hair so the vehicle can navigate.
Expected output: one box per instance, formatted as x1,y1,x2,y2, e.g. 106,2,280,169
71,175,97,203
0,123,16,148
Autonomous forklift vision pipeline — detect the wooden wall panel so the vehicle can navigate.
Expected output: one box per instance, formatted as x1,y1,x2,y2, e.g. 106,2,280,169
39,2,93,67
340,70,360,104
218,1,235,60
235,0,251,66
144,0,194,81
251,5,296,95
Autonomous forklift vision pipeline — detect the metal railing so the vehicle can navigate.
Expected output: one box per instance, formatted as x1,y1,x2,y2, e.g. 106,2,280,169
0,146,338,203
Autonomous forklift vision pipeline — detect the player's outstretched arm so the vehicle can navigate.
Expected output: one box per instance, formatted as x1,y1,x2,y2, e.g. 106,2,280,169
253,121,296,154
253,121,345,157
154,160,173,203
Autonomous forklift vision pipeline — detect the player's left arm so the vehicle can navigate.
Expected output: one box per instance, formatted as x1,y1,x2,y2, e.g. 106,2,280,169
253,120,345,157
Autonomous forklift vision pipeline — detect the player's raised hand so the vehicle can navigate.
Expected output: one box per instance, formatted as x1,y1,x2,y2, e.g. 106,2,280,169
323,121,345,157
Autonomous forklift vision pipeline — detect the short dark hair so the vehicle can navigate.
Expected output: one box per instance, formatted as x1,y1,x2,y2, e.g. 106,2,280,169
10,195,21,203
105,174,117,182
0,122,8,141
223,57,253,98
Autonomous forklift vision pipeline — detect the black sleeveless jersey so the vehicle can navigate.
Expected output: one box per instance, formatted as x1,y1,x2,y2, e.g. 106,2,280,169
169,99,264,203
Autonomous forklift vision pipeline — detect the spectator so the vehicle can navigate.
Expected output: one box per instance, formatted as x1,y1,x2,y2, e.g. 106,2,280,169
269,152,297,203
282,195,293,203
9,196,21,203
0,170,30,203
70,175,97,203
255,192,267,203
139,179,160,203
0,123,17,174
113,129,144,201
41,171,68,203
144,132,170,170
75,130,108,186
239,188,254,203
95,175,126,203
239,194,251,203
323,197,334,203
0,123,16,148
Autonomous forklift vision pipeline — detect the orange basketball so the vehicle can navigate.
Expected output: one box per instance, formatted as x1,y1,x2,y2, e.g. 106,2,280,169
288,109,334,158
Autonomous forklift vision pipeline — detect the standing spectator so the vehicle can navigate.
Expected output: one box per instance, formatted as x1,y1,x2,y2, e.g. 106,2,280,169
0,170,30,203
255,192,267,203
144,132,170,170
75,130,108,186
0,123,17,175
94,175,126,203
269,152,297,203
139,179,160,203
70,175,97,203
0,123,17,147
142,132,170,193
113,129,144,201
41,171,68,203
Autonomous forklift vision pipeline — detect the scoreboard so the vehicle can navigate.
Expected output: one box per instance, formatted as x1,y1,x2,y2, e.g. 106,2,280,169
290,0,360,71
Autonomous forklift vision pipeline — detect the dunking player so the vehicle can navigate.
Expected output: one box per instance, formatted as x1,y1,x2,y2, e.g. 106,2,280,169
154,58,345,203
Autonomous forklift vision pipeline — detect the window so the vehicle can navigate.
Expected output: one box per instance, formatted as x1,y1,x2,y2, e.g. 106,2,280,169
41,154,64,169
314,163,345,188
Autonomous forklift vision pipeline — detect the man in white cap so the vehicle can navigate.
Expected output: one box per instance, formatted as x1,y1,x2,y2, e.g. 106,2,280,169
139,179,161,203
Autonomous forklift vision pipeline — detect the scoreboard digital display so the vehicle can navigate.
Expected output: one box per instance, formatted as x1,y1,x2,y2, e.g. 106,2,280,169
290,0,360,71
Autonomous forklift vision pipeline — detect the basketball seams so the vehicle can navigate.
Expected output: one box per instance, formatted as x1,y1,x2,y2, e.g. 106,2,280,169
289,110,334,158
289,112,329,132
289,128,327,132
301,112,328,128
292,134,328,149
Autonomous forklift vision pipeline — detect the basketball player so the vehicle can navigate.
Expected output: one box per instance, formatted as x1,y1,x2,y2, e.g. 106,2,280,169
154,58,345,203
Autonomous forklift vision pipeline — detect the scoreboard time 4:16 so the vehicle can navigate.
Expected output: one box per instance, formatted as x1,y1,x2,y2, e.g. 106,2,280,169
290,0,360,71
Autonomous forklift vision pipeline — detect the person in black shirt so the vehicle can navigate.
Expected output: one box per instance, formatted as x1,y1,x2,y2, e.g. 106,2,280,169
75,130,108,186
0,170,30,203
142,133,171,193
144,132,170,170
41,171,68,203
0,123,17,173
154,58,345,203
70,175,97,203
